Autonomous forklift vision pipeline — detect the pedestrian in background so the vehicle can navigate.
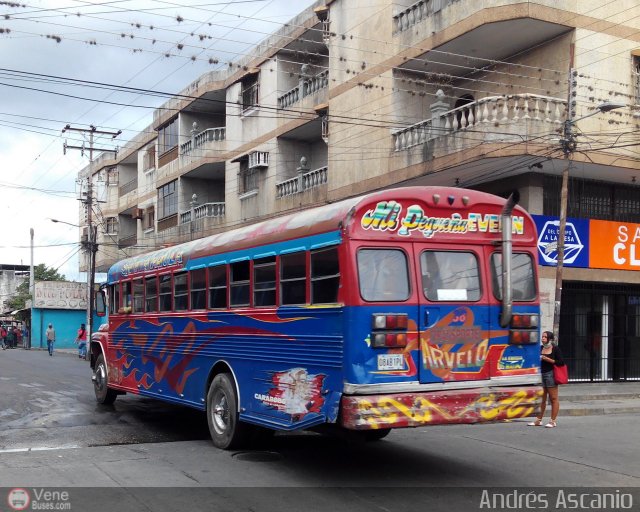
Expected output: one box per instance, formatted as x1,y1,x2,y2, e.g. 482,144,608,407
46,323,56,356
0,323,6,350
5,327,15,349
76,323,87,359
529,331,564,428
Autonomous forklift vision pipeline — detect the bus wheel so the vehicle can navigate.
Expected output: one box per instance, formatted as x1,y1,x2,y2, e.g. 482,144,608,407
206,373,249,449
360,428,391,441
94,354,117,405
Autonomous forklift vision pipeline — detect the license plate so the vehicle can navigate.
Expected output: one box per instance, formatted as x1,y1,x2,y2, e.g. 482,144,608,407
377,354,404,371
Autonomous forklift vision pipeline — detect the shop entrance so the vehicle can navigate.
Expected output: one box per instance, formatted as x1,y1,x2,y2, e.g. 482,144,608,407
561,282,640,381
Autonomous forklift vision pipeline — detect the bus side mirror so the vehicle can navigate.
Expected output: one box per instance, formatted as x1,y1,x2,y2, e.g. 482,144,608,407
96,290,107,317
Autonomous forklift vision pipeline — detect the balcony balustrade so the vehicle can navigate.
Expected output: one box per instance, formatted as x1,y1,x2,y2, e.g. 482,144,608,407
118,233,137,249
118,177,138,197
392,94,566,151
276,166,328,198
179,202,226,224
278,70,329,109
394,0,451,33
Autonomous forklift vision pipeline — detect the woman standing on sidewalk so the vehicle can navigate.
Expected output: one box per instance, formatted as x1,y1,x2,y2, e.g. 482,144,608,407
75,323,87,359
529,331,564,428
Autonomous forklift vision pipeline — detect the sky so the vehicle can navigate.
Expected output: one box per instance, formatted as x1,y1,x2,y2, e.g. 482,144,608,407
0,0,316,286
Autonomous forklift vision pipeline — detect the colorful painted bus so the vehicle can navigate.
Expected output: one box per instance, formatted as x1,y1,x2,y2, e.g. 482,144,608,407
91,186,542,449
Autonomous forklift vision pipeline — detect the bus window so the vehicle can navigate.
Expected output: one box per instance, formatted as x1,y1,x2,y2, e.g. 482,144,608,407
311,247,339,304
109,284,119,314
132,279,144,313
357,249,410,302
208,265,227,309
280,252,306,305
145,276,158,312
230,261,250,307
122,281,132,310
420,251,480,302
254,256,276,307
159,274,172,312
491,253,536,301
174,272,188,311
191,268,207,310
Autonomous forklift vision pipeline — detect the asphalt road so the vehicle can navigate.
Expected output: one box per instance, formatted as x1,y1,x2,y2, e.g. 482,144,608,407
1,348,639,512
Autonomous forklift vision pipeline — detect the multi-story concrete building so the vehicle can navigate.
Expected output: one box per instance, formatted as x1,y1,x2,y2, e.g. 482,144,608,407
79,0,640,381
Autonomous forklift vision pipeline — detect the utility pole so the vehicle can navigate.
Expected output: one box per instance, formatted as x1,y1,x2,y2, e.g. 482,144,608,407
62,125,120,359
552,68,577,341
551,73,625,341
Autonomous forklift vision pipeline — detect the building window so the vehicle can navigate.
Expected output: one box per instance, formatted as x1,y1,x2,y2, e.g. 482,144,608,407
158,118,178,154
241,74,259,112
107,167,118,186
238,161,259,195
143,145,156,171
158,180,177,219
144,206,155,230
105,217,118,234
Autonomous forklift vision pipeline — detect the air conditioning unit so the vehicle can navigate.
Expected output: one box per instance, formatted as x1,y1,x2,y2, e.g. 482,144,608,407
248,151,269,169
133,208,144,219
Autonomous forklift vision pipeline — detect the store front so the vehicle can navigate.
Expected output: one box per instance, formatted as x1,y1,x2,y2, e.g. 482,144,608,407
560,283,640,381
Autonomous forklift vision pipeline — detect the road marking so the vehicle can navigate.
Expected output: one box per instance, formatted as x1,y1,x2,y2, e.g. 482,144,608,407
0,445,80,454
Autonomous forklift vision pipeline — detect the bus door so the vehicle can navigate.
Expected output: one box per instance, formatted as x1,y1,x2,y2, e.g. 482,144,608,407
412,246,490,384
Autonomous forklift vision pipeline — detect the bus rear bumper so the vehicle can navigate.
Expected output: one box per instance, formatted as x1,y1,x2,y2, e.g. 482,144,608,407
340,385,543,430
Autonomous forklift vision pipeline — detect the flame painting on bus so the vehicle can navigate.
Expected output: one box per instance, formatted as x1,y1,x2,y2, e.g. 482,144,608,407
90,186,542,449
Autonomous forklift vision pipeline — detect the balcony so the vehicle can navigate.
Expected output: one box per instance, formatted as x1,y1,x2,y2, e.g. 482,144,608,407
278,70,329,109
118,234,137,249
180,127,226,167
276,166,328,198
392,94,566,152
179,202,226,224
118,177,138,197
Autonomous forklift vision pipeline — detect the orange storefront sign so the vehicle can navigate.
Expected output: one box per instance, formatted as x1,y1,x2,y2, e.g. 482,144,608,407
590,220,640,270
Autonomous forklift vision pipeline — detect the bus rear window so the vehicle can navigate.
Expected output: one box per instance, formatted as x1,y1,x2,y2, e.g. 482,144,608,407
420,251,480,302
491,253,536,301
357,249,410,302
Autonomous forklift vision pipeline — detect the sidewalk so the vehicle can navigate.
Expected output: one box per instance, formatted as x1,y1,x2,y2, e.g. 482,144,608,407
13,348,640,417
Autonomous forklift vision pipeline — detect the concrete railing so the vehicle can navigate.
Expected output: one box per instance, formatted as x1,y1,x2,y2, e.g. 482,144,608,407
276,166,328,198
394,0,452,33
278,70,329,109
180,127,226,156
118,177,138,197
393,94,566,151
180,202,226,224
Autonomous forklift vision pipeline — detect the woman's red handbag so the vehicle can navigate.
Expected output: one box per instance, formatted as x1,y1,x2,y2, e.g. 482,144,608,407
553,364,568,385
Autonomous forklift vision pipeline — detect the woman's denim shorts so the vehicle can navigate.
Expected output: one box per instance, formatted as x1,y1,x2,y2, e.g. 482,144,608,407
541,370,556,388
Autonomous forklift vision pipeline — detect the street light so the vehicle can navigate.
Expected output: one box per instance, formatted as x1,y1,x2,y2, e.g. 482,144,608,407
50,218,81,228
552,100,625,339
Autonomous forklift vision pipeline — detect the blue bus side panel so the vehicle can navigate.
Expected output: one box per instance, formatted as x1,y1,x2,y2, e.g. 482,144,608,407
109,307,344,429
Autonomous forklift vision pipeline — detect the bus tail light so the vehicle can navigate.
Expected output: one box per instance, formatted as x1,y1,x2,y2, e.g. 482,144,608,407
511,314,539,329
371,314,408,348
509,330,539,345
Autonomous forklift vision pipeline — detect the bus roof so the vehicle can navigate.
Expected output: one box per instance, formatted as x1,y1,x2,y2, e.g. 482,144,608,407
107,186,534,283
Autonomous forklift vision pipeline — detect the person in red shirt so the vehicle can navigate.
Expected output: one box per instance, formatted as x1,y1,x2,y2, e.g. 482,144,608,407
76,323,87,359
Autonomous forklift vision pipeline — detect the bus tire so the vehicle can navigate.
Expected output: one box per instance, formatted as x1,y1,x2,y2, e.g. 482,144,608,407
94,354,118,405
206,373,249,450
